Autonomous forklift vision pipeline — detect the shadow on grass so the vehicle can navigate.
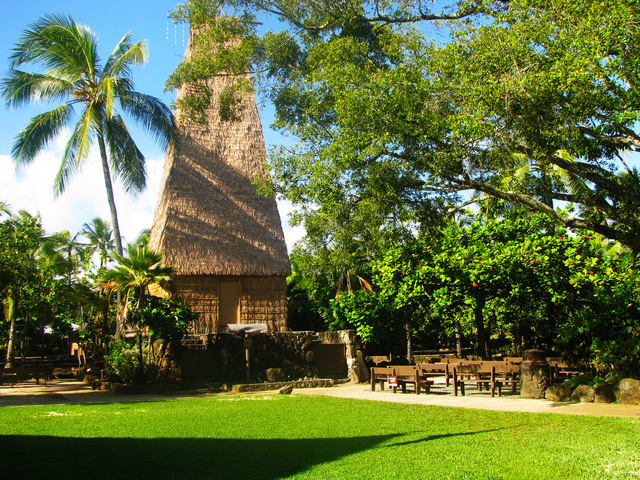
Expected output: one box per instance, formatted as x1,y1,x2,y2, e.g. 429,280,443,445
385,427,510,447
0,434,398,480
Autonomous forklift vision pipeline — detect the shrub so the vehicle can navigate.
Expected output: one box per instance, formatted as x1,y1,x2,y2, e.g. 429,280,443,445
104,340,144,384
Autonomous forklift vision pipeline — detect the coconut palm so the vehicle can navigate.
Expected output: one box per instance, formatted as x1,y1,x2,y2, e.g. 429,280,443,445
81,217,114,272
0,14,177,256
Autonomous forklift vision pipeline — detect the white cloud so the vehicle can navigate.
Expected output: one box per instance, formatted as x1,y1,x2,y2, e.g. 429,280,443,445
1,137,301,252
0,132,164,244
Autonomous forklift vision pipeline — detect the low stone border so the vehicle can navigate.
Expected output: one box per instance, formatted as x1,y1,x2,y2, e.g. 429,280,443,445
83,374,351,395
82,374,180,395
231,378,350,393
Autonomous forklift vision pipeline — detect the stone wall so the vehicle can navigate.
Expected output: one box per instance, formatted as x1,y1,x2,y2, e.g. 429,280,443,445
177,330,368,383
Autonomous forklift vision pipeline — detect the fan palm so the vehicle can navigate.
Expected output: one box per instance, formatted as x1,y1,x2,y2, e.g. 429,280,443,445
0,14,178,256
98,243,176,326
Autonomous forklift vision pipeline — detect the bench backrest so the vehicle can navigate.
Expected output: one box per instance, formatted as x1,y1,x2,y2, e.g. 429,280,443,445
418,363,448,373
492,363,520,375
389,365,419,377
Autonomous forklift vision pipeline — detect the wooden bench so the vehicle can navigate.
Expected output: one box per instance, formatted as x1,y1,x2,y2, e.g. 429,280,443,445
0,366,54,387
371,366,391,391
548,359,588,382
453,363,493,396
417,362,452,387
370,365,435,394
389,366,434,394
453,362,521,397
489,363,520,397
0,369,19,386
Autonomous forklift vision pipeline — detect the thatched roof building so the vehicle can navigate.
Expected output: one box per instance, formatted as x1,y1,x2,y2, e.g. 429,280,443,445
149,31,290,333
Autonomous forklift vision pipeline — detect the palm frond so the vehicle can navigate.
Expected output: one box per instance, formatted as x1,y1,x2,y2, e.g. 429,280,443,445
55,104,96,195
118,91,178,150
552,150,591,196
11,103,74,164
10,14,99,81
1,70,72,109
105,114,146,194
104,35,148,78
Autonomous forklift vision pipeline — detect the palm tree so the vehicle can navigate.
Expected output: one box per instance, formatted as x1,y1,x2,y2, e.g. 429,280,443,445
0,14,177,256
81,217,114,272
97,243,176,372
98,243,176,333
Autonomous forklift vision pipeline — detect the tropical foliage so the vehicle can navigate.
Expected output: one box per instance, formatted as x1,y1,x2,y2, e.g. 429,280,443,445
325,213,640,376
164,0,640,376
0,203,194,382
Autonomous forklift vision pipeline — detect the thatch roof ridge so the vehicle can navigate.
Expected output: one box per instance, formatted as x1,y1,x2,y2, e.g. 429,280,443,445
149,32,290,277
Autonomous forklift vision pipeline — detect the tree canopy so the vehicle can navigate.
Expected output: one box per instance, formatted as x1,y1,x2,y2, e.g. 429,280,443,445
168,0,640,257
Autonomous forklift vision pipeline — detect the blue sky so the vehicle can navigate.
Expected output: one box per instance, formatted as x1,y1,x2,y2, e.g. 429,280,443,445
0,0,303,249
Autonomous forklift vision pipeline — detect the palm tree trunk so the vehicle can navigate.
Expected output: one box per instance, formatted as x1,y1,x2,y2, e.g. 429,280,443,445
97,132,125,336
97,133,123,257
405,322,413,363
4,290,18,368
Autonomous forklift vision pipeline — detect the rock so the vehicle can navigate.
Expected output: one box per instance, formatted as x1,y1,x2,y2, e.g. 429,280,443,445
350,350,370,383
545,383,571,402
594,383,616,403
614,378,640,405
305,351,314,364
570,384,595,403
265,368,288,383
279,384,294,394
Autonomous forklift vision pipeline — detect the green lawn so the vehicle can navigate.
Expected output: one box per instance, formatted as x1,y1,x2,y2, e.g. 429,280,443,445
1,395,638,479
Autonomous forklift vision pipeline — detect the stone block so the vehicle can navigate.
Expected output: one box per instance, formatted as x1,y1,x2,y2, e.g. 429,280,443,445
520,362,550,399
570,384,595,403
265,368,288,382
545,383,571,402
279,384,294,394
614,378,640,405
594,383,616,403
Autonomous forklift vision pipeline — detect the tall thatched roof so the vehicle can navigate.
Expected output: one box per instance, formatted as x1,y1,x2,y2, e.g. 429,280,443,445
149,32,290,277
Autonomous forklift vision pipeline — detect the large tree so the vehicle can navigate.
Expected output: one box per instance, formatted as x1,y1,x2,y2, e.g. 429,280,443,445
1,14,178,256
168,0,640,256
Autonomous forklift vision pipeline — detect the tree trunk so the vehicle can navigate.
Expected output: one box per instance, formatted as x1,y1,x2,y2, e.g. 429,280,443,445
474,295,490,359
97,133,123,257
4,290,18,368
19,312,29,363
97,132,125,336
137,331,144,382
405,322,413,363
454,320,463,358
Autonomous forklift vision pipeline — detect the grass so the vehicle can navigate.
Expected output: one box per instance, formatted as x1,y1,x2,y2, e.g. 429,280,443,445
1,395,639,479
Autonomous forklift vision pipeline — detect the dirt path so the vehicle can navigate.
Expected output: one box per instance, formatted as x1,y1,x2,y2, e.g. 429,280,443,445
1,378,639,418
